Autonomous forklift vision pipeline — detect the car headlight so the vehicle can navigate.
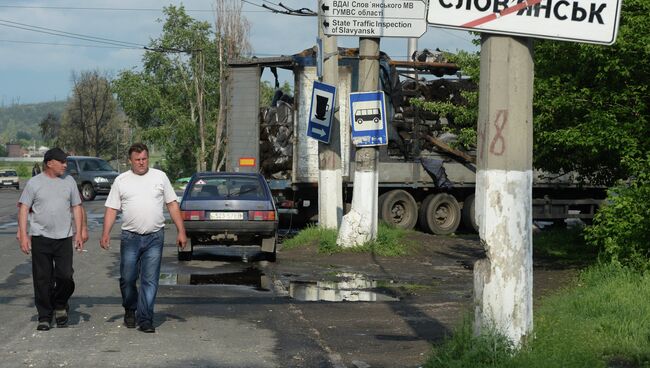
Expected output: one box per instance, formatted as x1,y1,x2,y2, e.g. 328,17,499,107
93,177,109,183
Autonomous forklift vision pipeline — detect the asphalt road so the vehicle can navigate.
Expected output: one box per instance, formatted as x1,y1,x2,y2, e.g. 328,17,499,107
0,185,334,368
0,182,471,368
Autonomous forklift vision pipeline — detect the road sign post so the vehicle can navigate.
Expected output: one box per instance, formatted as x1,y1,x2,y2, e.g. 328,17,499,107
320,0,427,38
307,81,337,144
349,91,388,147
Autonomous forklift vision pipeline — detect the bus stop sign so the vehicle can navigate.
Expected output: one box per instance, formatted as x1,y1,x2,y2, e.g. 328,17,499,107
349,91,388,147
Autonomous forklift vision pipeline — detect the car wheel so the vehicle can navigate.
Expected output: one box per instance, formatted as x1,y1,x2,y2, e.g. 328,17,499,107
81,183,96,201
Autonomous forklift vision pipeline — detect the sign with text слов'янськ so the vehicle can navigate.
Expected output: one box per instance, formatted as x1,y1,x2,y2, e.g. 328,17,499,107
349,91,388,147
427,0,622,45
320,0,427,38
307,81,337,144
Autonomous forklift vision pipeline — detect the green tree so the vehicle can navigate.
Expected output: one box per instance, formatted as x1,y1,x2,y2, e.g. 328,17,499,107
39,112,61,146
16,131,32,141
532,0,649,186
113,5,219,177
59,70,121,158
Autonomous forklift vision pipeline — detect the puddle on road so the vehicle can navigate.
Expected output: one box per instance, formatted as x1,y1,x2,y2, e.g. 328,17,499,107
159,267,270,291
159,269,398,302
289,272,399,302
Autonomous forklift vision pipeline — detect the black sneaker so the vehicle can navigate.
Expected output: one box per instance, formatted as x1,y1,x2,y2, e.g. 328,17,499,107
54,308,69,327
37,321,51,331
124,310,136,329
138,323,155,333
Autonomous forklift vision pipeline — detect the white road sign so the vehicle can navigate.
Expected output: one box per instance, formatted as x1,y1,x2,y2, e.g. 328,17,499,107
427,0,622,45
320,0,427,38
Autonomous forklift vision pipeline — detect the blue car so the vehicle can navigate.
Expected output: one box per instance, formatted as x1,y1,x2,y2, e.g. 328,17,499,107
179,172,278,261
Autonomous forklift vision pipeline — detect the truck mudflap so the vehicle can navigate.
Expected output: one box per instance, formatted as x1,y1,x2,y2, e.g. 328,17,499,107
420,157,454,189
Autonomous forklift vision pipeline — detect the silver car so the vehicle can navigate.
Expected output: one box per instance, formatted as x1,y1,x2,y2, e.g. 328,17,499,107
179,172,278,262
0,169,19,190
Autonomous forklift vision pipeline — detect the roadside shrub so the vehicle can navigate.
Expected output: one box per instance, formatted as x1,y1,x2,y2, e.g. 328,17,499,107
16,163,30,177
585,157,650,269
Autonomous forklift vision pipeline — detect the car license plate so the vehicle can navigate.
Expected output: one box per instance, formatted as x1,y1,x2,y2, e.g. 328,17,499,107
209,212,243,220
2,181,10,185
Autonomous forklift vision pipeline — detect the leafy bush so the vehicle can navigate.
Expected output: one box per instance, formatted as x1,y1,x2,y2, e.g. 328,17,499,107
16,164,30,178
585,156,650,269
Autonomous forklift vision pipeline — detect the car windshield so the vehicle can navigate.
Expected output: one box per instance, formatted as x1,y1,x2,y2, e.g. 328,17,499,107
80,159,114,172
188,176,266,200
1,171,17,176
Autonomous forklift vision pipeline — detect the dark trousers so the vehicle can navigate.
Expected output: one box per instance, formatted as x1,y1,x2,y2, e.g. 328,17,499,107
31,236,75,322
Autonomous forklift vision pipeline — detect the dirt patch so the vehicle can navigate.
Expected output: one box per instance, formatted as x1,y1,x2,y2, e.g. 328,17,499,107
266,231,578,368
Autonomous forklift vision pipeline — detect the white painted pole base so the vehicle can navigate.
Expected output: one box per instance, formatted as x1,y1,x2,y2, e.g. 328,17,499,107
318,168,343,229
337,170,378,247
474,169,533,346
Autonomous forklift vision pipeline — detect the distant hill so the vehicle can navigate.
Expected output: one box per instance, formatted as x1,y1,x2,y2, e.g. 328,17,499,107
0,101,66,144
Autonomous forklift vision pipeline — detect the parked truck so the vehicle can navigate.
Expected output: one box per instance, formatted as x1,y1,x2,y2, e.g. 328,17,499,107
225,47,605,234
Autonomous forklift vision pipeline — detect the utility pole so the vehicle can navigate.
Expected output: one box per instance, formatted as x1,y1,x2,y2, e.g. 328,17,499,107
337,37,380,246
317,5,343,229
407,38,418,79
473,34,534,346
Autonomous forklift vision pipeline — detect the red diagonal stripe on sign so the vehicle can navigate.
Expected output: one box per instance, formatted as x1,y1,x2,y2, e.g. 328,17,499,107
461,0,543,27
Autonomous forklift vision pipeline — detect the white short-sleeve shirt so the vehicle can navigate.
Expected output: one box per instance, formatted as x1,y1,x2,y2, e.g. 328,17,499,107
104,168,177,234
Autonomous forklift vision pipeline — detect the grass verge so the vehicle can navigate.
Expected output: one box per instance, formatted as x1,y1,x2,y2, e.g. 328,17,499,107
532,226,598,266
282,222,412,256
425,263,650,368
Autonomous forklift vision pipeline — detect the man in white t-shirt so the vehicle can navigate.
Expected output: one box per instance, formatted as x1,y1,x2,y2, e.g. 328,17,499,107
100,143,187,333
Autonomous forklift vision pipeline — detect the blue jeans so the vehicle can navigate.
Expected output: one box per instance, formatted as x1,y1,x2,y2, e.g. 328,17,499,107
119,229,164,325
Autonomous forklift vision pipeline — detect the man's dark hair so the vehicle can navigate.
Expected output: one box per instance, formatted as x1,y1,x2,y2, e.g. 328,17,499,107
128,143,149,157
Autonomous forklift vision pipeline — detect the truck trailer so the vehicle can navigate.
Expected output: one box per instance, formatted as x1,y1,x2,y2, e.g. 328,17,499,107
225,47,605,234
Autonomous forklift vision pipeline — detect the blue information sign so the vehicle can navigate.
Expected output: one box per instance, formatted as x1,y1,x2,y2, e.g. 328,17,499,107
349,91,388,147
307,81,336,144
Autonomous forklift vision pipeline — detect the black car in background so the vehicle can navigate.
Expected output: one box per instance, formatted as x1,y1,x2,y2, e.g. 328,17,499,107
179,172,278,261
65,156,119,201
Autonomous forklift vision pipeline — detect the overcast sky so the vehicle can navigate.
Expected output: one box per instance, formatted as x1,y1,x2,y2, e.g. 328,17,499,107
0,0,478,106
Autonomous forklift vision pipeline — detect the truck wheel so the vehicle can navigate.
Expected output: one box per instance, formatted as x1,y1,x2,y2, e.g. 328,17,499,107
419,193,461,235
380,190,418,230
81,183,96,201
461,194,479,233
